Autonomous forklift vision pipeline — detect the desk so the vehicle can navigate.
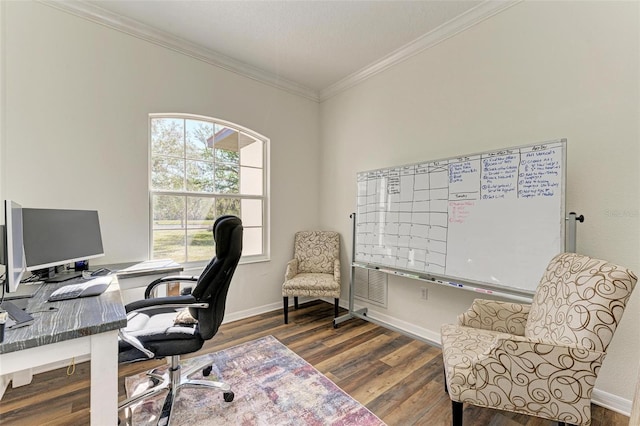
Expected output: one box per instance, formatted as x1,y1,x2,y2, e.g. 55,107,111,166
0,277,126,425
109,259,184,303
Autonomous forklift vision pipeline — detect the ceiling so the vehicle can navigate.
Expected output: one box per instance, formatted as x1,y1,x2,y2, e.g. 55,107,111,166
50,1,516,101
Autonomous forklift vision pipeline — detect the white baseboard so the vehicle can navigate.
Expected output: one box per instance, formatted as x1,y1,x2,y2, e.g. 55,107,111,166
223,297,317,324
222,301,284,323
592,388,632,417
358,308,442,346
323,297,441,345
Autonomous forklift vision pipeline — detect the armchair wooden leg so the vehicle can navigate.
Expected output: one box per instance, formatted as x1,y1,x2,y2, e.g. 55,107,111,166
444,366,448,394
294,296,299,309
283,297,289,324
334,298,339,318
452,400,463,426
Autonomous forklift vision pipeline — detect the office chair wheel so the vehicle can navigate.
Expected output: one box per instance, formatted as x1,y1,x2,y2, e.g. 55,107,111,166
202,365,213,376
223,391,234,402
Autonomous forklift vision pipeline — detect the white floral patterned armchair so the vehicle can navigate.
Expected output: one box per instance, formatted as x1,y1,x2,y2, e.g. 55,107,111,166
441,253,637,426
282,231,341,324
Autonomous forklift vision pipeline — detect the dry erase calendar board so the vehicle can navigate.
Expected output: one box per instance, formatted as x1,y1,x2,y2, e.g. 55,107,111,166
354,139,566,294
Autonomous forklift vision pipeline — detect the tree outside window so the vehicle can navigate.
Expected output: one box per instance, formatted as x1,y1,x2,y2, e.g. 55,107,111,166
150,115,266,263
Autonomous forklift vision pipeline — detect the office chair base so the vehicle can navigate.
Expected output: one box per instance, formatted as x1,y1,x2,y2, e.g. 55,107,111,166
118,355,233,426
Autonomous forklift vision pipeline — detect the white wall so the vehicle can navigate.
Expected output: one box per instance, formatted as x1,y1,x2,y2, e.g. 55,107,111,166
320,0,640,409
1,1,320,316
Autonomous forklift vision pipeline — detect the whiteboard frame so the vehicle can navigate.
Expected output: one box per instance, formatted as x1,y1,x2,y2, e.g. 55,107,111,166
352,138,567,298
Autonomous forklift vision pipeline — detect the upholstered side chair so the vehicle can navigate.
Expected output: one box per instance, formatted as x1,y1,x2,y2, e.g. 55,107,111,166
441,252,637,426
282,231,341,324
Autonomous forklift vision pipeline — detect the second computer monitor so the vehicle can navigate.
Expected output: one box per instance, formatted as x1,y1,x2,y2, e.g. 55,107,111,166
2,200,27,292
22,208,104,272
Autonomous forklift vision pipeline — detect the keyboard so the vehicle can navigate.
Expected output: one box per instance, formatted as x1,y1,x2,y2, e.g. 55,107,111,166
48,277,112,302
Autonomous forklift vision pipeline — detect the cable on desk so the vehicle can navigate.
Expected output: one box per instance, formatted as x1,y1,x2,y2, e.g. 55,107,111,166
67,357,76,376
28,307,59,314
21,274,42,283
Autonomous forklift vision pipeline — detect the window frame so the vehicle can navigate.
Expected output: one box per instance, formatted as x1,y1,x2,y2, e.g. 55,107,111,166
148,113,270,266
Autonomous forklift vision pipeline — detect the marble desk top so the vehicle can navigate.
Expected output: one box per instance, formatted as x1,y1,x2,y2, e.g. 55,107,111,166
0,276,126,354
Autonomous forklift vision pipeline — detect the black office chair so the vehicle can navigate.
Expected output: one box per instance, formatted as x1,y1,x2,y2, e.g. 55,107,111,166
117,215,243,426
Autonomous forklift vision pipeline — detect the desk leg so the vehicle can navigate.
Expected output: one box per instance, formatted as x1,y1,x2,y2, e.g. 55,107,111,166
90,330,118,425
0,374,10,399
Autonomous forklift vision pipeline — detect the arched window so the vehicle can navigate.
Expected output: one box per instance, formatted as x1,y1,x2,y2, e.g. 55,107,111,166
149,114,268,263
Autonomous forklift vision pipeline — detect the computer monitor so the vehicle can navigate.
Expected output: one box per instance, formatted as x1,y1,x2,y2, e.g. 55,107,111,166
22,208,104,277
2,200,27,293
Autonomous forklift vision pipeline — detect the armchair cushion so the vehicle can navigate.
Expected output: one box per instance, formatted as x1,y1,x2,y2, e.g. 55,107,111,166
282,273,341,298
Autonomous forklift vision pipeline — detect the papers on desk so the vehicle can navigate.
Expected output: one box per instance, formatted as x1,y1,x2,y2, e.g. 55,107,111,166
118,259,181,274
116,259,183,280
115,259,184,295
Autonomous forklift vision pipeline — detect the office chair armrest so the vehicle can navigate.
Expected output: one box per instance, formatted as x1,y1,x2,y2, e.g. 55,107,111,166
144,275,199,299
333,259,341,284
128,302,209,315
285,259,298,280
125,294,198,313
118,329,155,359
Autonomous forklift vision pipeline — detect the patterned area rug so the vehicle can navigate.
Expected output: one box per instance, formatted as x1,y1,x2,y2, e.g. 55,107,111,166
124,335,386,425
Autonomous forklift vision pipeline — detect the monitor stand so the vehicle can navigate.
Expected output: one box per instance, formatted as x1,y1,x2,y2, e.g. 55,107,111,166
3,283,40,300
45,271,83,283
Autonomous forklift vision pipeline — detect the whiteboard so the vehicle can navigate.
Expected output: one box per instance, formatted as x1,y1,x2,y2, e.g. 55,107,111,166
354,139,566,294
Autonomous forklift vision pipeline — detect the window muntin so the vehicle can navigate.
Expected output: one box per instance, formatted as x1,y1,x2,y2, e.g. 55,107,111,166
150,115,267,264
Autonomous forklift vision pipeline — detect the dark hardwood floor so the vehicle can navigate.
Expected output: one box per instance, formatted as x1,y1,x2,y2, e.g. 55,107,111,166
0,300,631,425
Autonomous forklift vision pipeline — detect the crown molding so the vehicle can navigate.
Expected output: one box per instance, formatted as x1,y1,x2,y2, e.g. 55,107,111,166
39,0,320,102
319,0,521,102
40,0,518,104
